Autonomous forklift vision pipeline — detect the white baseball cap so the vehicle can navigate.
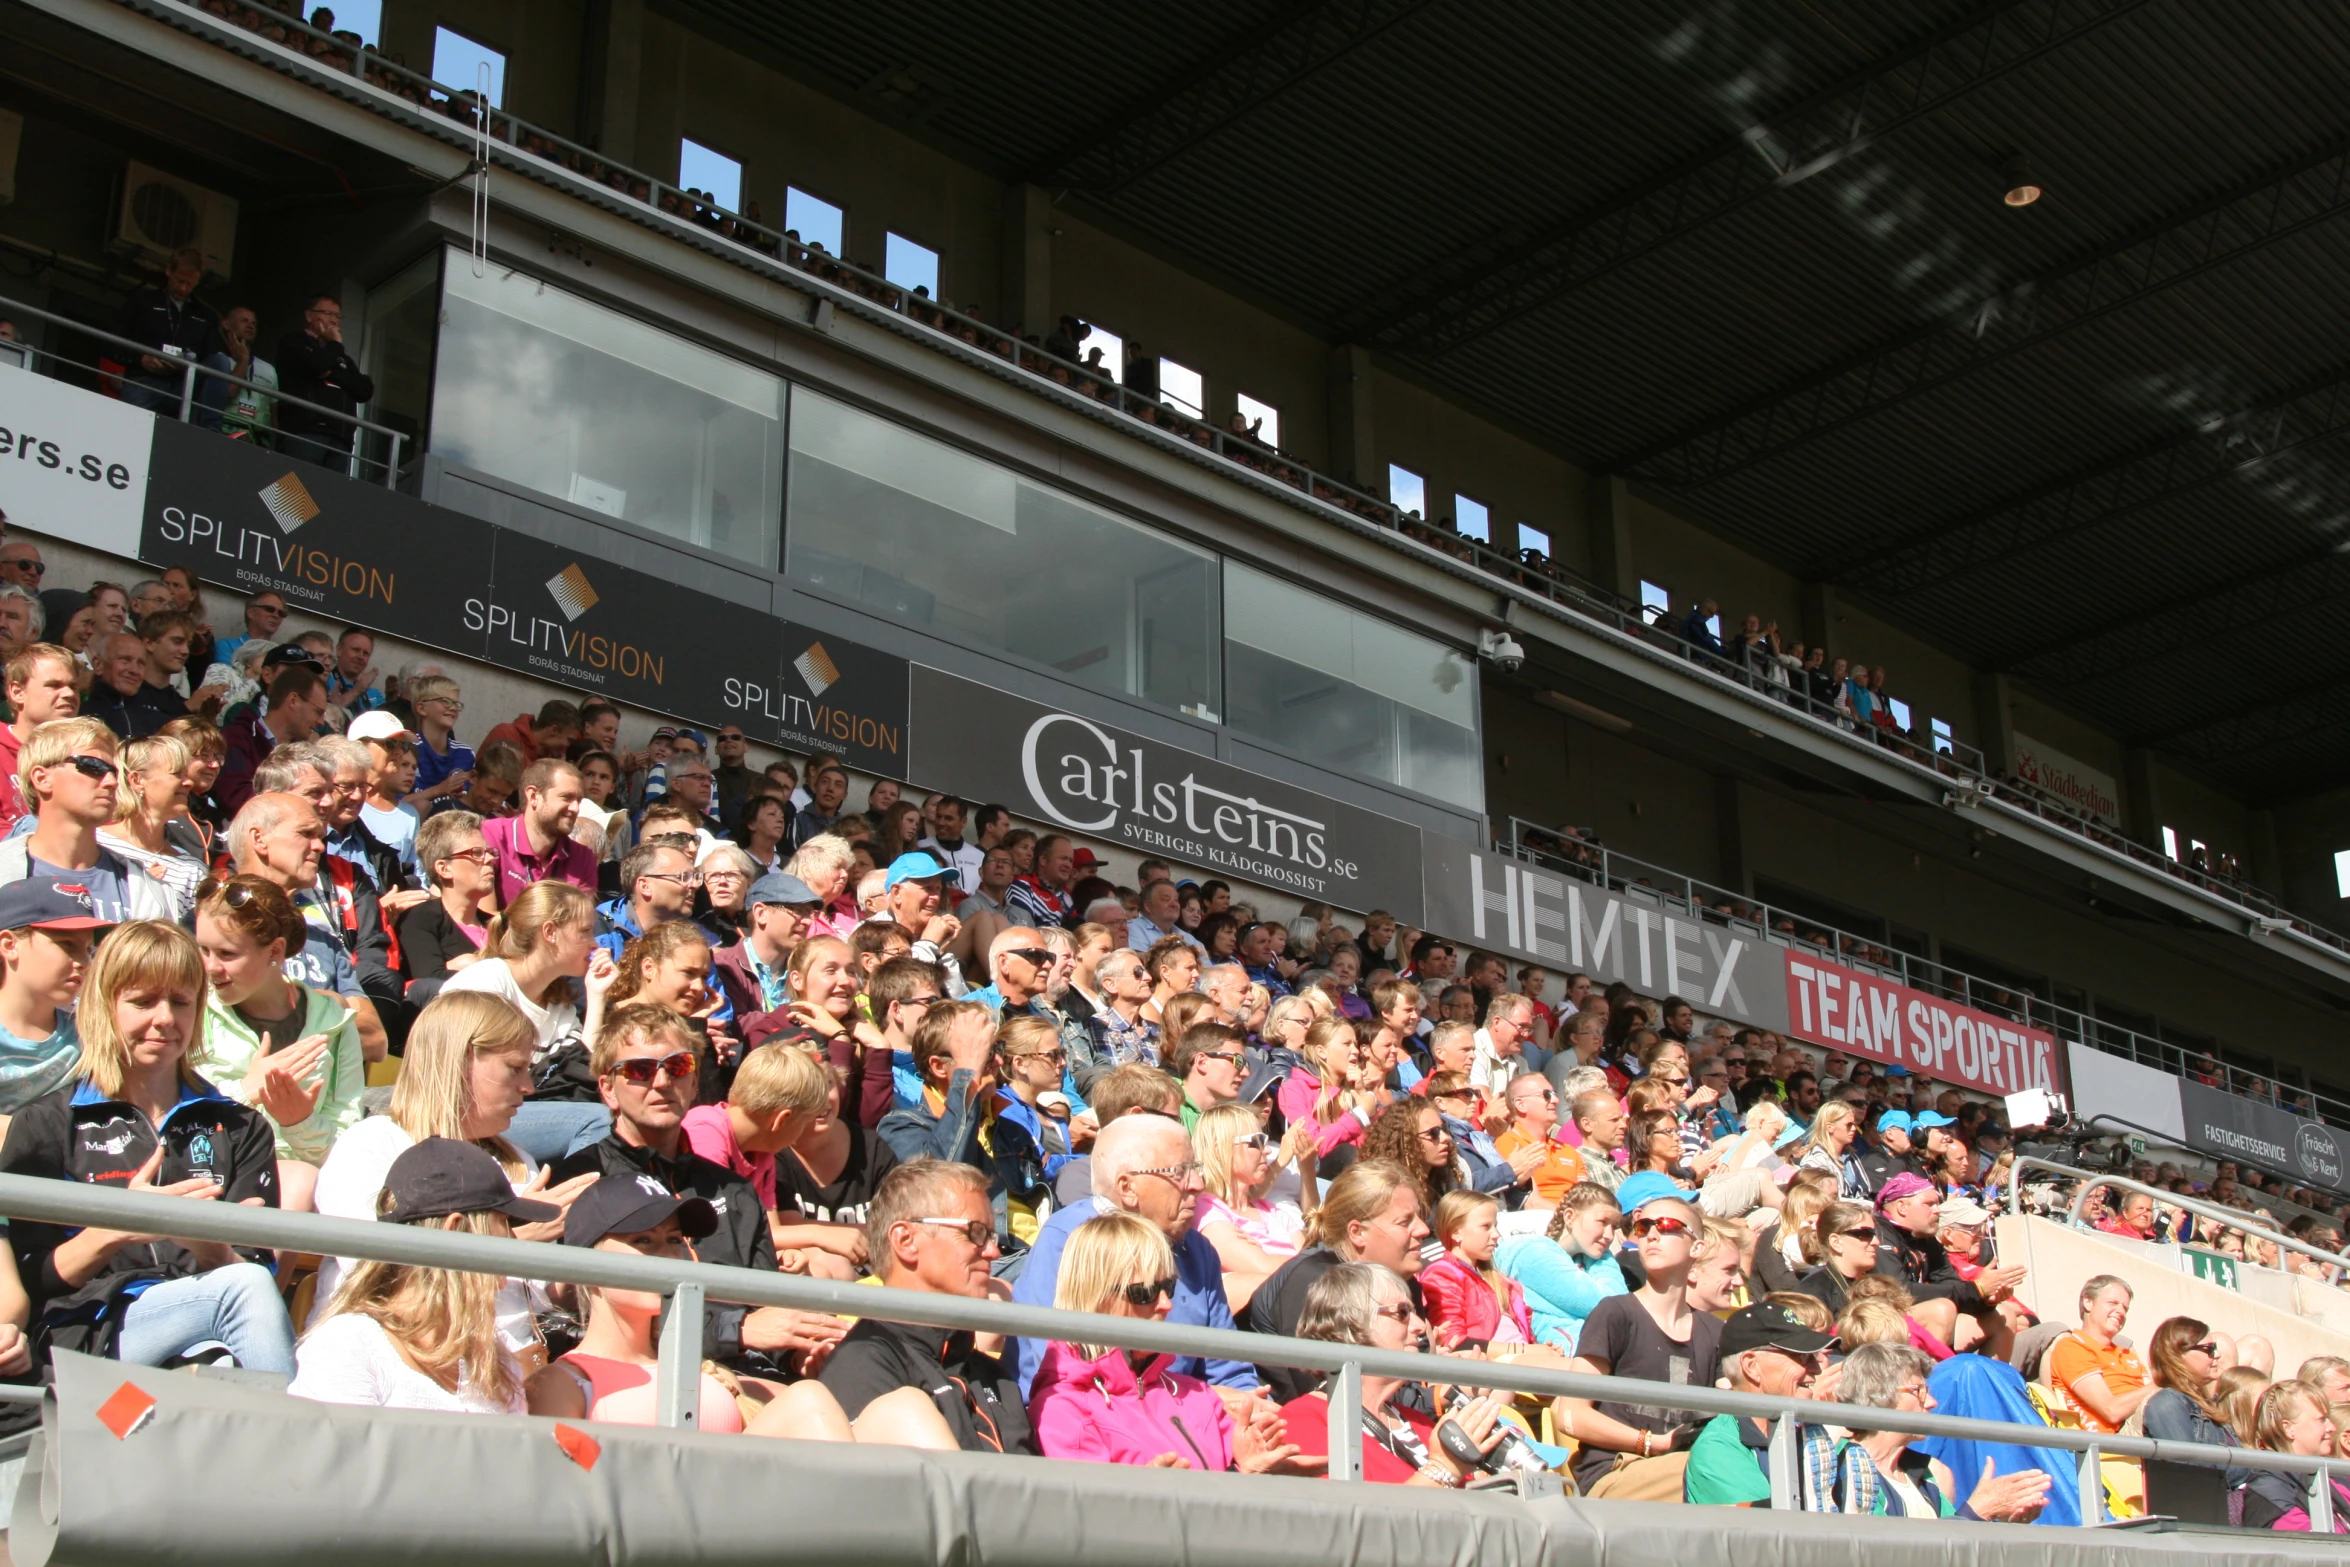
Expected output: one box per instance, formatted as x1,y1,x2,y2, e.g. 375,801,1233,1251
347,710,413,743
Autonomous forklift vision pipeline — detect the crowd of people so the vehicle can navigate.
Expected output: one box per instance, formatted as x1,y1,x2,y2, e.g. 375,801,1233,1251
0,538,2341,1526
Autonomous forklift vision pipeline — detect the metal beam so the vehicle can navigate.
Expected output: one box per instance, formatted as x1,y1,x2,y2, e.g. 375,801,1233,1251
1999,543,2347,671
2135,665,2350,746
1828,360,2350,598
2167,691,2350,767
1335,0,2142,354
2018,549,2350,690
1023,0,1442,196
1620,131,2350,487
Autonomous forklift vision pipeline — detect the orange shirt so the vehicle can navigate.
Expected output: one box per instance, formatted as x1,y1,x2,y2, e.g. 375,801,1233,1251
2047,1332,2146,1434
1496,1126,1586,1206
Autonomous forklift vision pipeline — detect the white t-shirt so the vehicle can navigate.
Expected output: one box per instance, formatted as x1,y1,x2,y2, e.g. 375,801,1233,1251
360,801,421,876
289,1312,523,1414
309,1115,547,1350
441,958,580,1059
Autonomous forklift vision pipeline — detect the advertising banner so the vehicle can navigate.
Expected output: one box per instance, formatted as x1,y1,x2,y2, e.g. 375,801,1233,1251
908,663,1426,919
759,622,910,780
2012,733,2123,827
1783,953,2064,1097
141,418,492,661
2179,1080,2347,1196
0,363,154,561
1418,840,1790,1030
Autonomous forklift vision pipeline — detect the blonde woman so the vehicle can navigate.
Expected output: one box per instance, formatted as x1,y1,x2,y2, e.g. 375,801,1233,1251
310,990,594,1341
291,1138,559,1412
1275,1017,1377,1158
1191,1101,1305,1309
785,832,862,941
98,733,205,920
1262,993,1317,1056
1027,1211,1298,1471
443,880,620,1162
1794,1100,1858,1182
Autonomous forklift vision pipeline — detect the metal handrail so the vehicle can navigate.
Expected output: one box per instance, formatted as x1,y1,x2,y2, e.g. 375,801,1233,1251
84,0,2350,964
0,1175,2341,1523
2004,1157,2350,1278
0,292,406,487
1504,819,2350,1139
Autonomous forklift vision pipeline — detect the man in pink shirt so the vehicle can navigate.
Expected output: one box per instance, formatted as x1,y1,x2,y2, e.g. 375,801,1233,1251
480,758,597,905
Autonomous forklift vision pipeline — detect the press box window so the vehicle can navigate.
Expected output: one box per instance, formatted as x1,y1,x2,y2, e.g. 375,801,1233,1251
1454,494,1489,543
430,26,505,106
678,139,742,210
1519,524,1551,559
330,0,382,45
1234,393,1279,448
1159,359,1204,420
2161,826,2179,861
1388,464,1426,519
1887,698,1912,730
1931,717,1954,755
885,233,939,297
785,187,844,253
2335,848,2350,899
1077,325,1123,380
1640,580,1670,625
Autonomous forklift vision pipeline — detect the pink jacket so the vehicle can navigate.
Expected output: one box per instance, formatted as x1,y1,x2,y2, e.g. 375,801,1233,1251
1417,1255,1533,1348
1275,1067,1364,1157
1027,1342,1237,1471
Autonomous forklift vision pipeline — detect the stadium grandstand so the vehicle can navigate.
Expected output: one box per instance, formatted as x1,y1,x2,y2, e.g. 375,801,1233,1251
0,0,2347,1556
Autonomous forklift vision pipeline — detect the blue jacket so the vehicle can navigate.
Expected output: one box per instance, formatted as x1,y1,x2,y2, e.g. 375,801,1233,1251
877,1071,1049,1241
1011,1197,1258,1398
1444,1113,1520,1195
1495,1234,1626,1352
1681,608,1723,655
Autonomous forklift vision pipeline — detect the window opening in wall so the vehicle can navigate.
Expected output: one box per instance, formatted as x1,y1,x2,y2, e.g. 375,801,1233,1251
429,26,505,107
1705,611,1722,639
1639,580,1670,626
1888,697,1912,730
678,139,742,211
1234,392,1279,449
1159,358,1204,420
1519,523,1551,559
1388,464,1426,519
1076,324,1123,382
885,233,939,297
2161,826,2179,861
325,0,381,45
1454,494,1489,543
785,187,843,254
2336,848,2350,899
1930,717,1954,755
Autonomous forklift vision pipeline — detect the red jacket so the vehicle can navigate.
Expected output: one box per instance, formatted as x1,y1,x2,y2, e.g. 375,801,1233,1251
0,723,25,830
1417,1255,1533,1349
479,714,542,765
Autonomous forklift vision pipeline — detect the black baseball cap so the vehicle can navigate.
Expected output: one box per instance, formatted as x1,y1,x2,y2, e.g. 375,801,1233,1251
1718,1300,1838,1360
262,642,324,671
0,879,115,933
380,1138,561,1226
562,1171,718,1248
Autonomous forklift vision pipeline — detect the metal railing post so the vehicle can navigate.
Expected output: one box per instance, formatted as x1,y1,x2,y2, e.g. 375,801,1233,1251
654,1281,706,1430
384,430,405,489
2077,1441,2102,1523
1767,1412,1798,1510
2314,1464,2339,1532
177,356,196,424
1325,1359,1361,1483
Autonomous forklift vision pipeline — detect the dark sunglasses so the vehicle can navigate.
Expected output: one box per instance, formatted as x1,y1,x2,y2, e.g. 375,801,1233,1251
1837,1226,1880,1242
62,755,118,781
198,876,260,908
610,1051,697,1084
1005,947,1054,968
1119,1276,1178,1307
1416,1126,1451,1144
1629,1215,1693,1239
2189,1341,2220,1357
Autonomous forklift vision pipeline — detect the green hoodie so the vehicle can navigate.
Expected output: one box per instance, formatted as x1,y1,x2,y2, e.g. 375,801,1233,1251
200,986,365,1164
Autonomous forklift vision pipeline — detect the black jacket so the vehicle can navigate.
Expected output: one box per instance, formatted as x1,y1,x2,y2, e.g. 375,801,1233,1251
117,287,223,371
395,898,483,1003
86,680,187,741
0,1076,277,1358
1872,1217,1986,1313
1850,1143,1922,1198
817,1316,1033,1454
275,328,375,444
547,1133,774,1371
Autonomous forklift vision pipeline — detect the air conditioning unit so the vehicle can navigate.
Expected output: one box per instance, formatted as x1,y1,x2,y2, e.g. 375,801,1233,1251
113,162,238,278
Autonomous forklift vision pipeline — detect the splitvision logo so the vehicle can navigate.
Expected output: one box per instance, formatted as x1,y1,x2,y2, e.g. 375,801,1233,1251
546,563,600,622
793,642,840,697
257,472,320,534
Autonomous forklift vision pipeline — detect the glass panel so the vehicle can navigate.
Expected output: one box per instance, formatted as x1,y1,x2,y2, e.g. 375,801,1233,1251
885,234,939,297
359,250,441,473
430,27,505,106
335,0,382,45
1454,494,1488,542
430,253,783,567
679,140,742,210
786,188,843,253
1388,464,1425,518
1223,561,1480,807
787,388,1217,716
1520,523,1551,557
1235,393,1279,448
1077,325,1122,379
1159,359,1203,419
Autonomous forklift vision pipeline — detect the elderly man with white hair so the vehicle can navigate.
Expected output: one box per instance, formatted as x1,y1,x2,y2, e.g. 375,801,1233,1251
1010,1110,1262,1400
1201,961,1252,1026
227,790,391,1060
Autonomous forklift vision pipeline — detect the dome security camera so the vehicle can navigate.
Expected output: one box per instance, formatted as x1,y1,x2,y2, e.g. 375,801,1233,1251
1479,629,1525,673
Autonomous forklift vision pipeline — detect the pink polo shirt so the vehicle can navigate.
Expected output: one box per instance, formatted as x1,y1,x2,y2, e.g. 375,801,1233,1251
480,814,598,907
681,1104,776,1212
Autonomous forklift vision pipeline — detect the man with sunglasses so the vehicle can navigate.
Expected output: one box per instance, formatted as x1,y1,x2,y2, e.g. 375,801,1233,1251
1168,1020,1250,1132
550,1001,849,1375
966,925,1054,1023
0,719,172,923
1011,1111,1260,1401
818,1158,1035,1453
1495,1072,1586,1208
594,841,699,965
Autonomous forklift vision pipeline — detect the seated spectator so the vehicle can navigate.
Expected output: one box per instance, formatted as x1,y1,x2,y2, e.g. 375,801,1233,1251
1494,1072,1586,1207
698,844,758,949
679,1041,844,1273
193,874,364,1211
481,759,598,904
0,921,293,1373
1419,1190,1539,1353
527,1171,925,1441
1561,1190,1720,1499
1028,1211,1298,1471
2142,1316,2246,1481
0,881,106,1116
443,880,618,1161
1141,935,1202,1027
395,810,493,1005
768,1047,897,1269
2239,1381,2350,1531
778,934,890,1105
96,735,204,922
608,922,738,1095
289,1137,558,1411
1752,1169,1834,1295
1275,1017,1377,1159
2047,1274,2153,1435
550,1001,846,1375
1359,1096,1460,1214
878,1001,1049,1244
1496,1181,1627,1352
1829,1342,2051,1519
1793,1101,1859,1183
1189,1101,1305,1310
1275,1261,1510,1486
311,991,583,1339
1013,1112,1255,1397
1244,1160,1430,1401
2,718,176,922
1426,1071,1523,1194
1797,1198,1885,1314
1683,1299,1840,1507
1874,1172,2022,1356
2300,1355,2350,1405
1917,1353,2087,1527
817,1157,1033,1452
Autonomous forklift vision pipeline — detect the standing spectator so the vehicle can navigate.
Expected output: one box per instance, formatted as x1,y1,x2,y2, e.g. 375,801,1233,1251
206,305,278,444
708,724,759,826
275,291,376,471
1,720,175,923
916,795,984,891
0,644,79,829
480,700,580,769
115,247,224,418
216,661,328,816
0,880,109,1115
481,759,597,903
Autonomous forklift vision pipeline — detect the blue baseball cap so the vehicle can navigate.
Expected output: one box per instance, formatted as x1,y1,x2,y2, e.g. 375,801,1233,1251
1772,1120,1806,1150
1881,1063,1912,1078
1909,1110,1957,1130
883,850,959,890
1876,1110,1914,1135
1613,1172,1686,1215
